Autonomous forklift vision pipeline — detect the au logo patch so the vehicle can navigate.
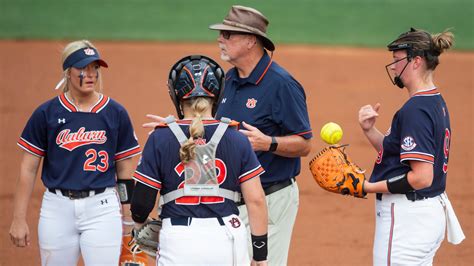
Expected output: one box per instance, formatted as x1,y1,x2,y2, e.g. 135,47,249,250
246,98,257,109
229,217,241,228
83,48,95,55
401,136,417,151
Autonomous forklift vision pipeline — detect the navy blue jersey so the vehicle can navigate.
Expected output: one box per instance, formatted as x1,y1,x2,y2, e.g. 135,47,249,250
370,88,451,197
18,93,141,190
133,120,264,219
215,52,312,187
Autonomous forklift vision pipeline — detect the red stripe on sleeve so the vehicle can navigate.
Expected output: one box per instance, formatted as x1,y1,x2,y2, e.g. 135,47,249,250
17,139,45,157
296,130,312,136
240,166,265,183
400,153,434,162
133,172,161,189
115,146,141,161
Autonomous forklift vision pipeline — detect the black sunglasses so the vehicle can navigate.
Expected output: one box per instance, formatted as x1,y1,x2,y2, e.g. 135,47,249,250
219,30,250,40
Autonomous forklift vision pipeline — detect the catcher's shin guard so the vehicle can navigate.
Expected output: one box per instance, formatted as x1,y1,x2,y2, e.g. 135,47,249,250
119,234,149,266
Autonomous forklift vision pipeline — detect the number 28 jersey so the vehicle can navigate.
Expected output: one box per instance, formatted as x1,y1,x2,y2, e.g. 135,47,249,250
133,120,264,218
17,93,141,190
370,88,451,198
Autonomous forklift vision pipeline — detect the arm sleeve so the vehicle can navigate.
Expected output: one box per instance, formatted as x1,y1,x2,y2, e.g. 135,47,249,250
272,78,313,139
115,108,141,161
399,106,435,164
131,181,158,223
17,107,47,157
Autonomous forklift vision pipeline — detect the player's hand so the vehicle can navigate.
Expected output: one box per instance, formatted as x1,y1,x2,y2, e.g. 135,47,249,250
251,259,268,266
239,122,271,151
143,114,166,135
358,103,380,132
9,218,30,247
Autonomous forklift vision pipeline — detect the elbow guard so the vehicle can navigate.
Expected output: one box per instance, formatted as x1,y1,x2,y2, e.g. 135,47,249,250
117,179,135,204
386,174,414,194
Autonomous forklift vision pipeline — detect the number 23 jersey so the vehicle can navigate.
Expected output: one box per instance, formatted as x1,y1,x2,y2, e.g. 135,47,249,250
17,93,141,190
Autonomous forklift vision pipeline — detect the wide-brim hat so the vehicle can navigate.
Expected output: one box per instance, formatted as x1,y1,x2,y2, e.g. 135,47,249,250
209,5,275,51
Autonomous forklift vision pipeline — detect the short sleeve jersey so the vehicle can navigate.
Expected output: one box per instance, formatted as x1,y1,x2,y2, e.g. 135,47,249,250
133,120,264,219
370,89,451,197
215,52,312,187
17,93,141,190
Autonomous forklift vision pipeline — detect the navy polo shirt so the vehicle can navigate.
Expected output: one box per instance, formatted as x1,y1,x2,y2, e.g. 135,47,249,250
216,52,312,188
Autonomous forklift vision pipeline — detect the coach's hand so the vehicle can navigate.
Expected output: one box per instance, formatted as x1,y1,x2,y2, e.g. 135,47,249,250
10,219,30,247
239,122,271,151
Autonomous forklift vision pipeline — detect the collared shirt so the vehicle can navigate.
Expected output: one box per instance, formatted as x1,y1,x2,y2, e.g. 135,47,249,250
216,52,312,187
370,88,450,198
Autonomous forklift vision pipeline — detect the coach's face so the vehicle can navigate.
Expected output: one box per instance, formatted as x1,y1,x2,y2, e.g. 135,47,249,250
69,62,100,94
217,30,255,63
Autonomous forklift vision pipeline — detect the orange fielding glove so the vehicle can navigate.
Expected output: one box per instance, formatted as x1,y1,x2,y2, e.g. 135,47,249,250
119,234,150,266
309,145,366,198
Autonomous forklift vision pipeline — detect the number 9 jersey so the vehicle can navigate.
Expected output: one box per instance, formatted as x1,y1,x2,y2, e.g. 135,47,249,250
370,88,450,197
17,93,141,190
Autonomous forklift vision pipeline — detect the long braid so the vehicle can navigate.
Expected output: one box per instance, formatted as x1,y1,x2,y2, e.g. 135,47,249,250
179,98,212,163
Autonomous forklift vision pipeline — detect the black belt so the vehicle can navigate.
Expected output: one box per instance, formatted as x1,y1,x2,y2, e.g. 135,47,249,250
170,217,225,226
237,177,295,206
376,191,429,202
48,188,106,199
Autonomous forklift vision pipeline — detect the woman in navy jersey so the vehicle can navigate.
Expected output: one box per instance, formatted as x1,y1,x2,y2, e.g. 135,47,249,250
131,55,268,265
9,40,141,265
359,28,464,265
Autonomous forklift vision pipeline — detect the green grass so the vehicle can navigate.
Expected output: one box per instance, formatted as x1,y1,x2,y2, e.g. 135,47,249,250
1,0,473,49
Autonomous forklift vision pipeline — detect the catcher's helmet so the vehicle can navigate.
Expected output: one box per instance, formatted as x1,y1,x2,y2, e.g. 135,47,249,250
168,55,225,119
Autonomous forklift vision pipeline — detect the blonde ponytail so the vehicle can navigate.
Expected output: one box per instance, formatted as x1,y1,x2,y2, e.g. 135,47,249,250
179,98,212,163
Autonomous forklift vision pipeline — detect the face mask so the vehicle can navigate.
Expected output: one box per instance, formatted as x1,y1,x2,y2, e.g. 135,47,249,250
385,56,411,89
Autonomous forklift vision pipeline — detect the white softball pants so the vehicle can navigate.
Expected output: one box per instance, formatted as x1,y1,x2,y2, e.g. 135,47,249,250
373,193,446,266
38,188,122,266
157,214,250,265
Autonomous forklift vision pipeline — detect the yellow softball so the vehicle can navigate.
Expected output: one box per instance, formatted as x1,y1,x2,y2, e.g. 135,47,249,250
320,122,343,145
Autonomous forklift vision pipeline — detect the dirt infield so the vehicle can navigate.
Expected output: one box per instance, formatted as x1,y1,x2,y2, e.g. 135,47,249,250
0,40,472,265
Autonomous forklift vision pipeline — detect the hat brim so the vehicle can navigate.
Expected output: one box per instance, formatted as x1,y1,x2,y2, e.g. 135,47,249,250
72,58,108,69
209,23,253,34
209,23,275,51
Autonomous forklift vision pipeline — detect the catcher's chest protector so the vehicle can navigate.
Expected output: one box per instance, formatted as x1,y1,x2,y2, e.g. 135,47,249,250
162,116,240,204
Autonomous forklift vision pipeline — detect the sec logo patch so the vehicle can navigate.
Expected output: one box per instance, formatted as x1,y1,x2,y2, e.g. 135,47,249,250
401,136,417,151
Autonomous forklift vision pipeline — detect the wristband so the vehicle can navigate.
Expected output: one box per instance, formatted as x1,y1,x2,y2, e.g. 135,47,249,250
268,136,278,152
386,174,414,194
251,234,268,261
117,179,135,204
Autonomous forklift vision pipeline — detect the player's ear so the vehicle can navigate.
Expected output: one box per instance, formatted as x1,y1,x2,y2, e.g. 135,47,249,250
413,56,423,69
